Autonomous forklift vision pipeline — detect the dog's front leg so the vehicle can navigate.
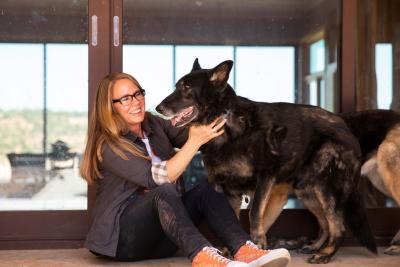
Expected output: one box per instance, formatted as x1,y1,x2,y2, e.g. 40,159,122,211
249,176,276,249
385,229,400,255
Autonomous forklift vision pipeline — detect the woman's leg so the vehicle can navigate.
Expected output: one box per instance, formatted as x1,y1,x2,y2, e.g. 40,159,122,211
116,183,211,261
182,181,250,256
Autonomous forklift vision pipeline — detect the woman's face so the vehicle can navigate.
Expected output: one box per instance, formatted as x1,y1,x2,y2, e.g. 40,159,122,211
112,78,146,130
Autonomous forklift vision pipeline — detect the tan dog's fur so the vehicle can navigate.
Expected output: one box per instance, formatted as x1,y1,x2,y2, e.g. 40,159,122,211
362,124,400,255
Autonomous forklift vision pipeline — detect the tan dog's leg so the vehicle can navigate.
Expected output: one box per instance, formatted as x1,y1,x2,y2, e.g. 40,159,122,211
385,230,400,255
249,177,276,248
262,182,292,234
227,194,243,218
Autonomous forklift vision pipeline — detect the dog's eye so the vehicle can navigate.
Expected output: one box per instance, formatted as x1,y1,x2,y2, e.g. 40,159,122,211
182,84,192,94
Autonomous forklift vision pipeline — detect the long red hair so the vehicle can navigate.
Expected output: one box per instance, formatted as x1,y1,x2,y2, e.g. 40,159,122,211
80,73,149,184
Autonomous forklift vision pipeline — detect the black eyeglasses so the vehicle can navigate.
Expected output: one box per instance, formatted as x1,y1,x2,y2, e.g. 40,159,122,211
112,88,146,106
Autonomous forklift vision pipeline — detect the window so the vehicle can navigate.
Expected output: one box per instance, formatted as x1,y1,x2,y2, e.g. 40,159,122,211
123,45,295,111
0,43,88,210
375,43,393,109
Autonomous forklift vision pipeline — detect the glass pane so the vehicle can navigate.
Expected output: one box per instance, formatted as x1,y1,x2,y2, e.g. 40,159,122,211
123,45,174,111
376,43,393,109
236,47,295,102
175,46,234,85
310,39,325,73
0,1,88,210
309,80,318,106
123,0,341,209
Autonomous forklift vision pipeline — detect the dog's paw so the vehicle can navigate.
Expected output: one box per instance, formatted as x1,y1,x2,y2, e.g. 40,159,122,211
250,233,267,249
307,253,332,264
384,245,400,255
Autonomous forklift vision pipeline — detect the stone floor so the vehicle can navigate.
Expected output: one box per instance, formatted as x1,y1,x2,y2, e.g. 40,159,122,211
0,247,398,267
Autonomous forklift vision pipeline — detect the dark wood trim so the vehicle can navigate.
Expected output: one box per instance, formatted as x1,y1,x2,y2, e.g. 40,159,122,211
341,0,357,112
0,0,93,250
0,0,111,250
111,0,123,73
1,207,398,250
0,211,89,242
202,208,400,248
0,240,84,250
88,0,112,220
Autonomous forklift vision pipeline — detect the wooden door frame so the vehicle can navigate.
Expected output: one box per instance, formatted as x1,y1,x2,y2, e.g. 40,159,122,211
0,0,111,249
1,0,399,250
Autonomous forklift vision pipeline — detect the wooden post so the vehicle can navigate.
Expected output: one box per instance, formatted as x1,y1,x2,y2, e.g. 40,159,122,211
356,0,378,110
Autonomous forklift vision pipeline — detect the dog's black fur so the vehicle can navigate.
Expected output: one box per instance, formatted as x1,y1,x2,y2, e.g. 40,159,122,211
264,110,400,257
156,59,377,263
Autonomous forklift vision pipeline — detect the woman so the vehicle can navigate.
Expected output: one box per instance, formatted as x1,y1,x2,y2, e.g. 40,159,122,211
80,72,290,267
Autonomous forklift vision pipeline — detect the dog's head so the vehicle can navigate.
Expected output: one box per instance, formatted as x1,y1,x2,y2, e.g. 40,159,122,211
156,59,234,127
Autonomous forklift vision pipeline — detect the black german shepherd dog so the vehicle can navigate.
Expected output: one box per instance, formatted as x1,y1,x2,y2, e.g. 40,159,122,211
156,59,377,263
263,110,400,257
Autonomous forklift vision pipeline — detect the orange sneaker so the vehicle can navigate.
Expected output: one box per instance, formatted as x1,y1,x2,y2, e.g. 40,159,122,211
192,246,249,267
234,241,290,267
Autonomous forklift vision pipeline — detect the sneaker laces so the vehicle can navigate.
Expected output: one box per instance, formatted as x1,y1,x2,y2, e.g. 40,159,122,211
245,240,262,250
243,240,268,257
203,247,231,264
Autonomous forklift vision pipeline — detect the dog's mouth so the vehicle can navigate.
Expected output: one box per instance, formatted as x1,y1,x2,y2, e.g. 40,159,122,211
170,106,198,127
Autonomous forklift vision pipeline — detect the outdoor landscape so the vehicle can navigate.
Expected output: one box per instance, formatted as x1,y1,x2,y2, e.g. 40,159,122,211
0,109,87,204
0,109,87,155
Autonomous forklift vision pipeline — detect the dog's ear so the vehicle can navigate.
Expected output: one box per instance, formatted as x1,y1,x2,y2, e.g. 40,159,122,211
191,58,202,72
209,60,233,84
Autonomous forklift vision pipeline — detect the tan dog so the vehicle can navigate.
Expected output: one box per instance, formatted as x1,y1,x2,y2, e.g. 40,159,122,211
361,124,400,255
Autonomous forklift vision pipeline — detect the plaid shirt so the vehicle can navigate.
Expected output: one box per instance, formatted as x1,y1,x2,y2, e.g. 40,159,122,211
151,161,184,194
151,161,169,184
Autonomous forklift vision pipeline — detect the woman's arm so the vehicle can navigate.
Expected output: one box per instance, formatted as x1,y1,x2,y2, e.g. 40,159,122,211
166,118,226,182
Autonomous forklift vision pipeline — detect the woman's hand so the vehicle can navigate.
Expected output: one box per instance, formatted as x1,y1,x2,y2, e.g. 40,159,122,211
166,117,226,182
188,117,227,147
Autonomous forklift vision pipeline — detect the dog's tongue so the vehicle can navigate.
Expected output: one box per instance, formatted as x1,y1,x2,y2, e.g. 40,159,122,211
170,106,193,126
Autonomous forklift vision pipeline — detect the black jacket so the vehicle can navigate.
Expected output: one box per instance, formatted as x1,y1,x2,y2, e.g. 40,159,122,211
84,112,188,256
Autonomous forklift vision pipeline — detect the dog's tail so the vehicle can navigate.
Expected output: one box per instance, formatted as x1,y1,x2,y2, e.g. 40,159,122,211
344,190,377,254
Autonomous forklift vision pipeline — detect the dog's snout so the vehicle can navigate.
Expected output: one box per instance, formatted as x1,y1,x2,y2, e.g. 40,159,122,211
155,103,165,114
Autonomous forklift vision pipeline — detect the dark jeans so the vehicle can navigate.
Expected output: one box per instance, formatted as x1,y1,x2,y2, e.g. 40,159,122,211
115,182,250,261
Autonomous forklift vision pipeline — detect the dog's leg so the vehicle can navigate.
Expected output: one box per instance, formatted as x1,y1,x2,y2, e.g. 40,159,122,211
295,186,329,254
249,176,276,249
262,182,291,234
306,188,345,264
385,229,400,255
